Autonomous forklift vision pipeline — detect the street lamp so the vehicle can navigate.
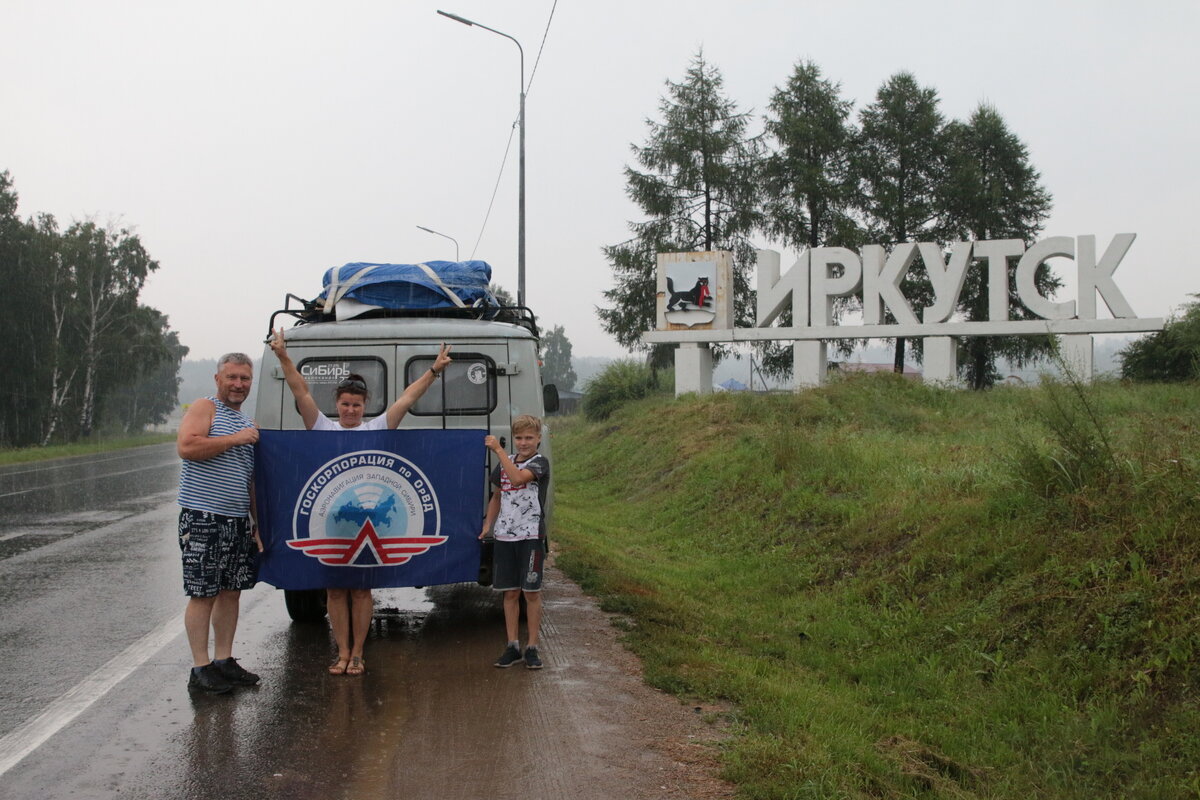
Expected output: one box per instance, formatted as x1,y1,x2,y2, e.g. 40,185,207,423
437,9,526,308
416,225,460,262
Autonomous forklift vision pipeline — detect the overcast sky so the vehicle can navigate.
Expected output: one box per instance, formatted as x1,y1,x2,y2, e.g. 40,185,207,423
3,0,1196,361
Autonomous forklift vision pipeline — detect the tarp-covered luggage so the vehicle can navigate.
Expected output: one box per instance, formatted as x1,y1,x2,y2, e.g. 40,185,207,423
319,261,496,320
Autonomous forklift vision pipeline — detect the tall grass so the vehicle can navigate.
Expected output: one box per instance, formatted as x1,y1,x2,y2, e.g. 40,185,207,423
551,374,1200,799
579,360,670,420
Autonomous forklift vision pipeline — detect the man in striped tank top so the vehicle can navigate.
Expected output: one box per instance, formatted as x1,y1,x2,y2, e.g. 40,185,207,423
176,352,262,694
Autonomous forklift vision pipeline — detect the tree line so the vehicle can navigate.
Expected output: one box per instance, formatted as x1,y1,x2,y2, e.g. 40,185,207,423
601,55,1058,389
0,171,187,447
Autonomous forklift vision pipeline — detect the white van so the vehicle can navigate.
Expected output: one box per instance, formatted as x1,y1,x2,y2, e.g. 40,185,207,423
256,298,558,621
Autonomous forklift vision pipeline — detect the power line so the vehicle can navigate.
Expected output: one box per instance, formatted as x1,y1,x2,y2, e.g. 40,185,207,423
468,1,557,262
469,124,517,261
525,0,557,97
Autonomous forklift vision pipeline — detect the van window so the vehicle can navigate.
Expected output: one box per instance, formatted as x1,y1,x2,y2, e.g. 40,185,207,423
298,357,387,418
406,353,496,416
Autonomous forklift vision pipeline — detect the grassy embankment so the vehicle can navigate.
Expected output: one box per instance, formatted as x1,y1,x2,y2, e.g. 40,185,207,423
0,433,175,465
551,375,1199,799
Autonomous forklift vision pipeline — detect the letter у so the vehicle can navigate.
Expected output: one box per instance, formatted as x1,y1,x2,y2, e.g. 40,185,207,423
1077,234,1136,319
920,242,973,323
756,249,809,327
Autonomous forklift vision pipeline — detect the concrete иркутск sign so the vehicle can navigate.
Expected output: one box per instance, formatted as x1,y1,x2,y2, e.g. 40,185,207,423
644,235,1163,394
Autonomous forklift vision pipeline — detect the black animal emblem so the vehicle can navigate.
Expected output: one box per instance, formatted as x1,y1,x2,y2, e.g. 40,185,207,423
666,276,713,312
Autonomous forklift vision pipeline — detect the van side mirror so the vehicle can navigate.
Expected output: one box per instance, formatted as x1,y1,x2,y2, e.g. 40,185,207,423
543,384,560,413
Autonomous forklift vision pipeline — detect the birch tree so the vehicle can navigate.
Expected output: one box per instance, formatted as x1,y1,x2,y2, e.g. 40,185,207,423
62,221,159,437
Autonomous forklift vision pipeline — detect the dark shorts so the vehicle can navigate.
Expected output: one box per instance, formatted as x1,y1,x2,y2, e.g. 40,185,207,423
492,538,544,593
178,508,258,597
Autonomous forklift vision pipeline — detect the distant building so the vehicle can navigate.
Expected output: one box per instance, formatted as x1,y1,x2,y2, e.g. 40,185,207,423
550,388,583,416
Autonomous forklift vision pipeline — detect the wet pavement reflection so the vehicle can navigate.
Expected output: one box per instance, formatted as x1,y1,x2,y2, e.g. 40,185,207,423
0,446,724,800
0,443,179,559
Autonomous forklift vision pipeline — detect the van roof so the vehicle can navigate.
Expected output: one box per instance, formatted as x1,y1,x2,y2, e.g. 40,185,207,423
281,316,539,343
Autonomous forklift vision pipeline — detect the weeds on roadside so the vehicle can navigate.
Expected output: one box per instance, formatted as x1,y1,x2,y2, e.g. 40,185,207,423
553,375,1200,800
0,432,175,465
1009,345,1131,497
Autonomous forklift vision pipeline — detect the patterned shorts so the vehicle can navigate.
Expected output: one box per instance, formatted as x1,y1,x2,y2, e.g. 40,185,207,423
492,538,544,593
178,508,258,597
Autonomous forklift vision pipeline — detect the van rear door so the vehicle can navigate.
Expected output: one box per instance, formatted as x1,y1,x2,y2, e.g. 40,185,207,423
400,342,510,435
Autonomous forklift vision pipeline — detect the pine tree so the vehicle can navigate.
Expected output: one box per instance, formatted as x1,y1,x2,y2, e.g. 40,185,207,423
762,61,860,251
540,325,577,390
853,72,947,372
760,61,863,376
599,51,760,367
942,104,1054,389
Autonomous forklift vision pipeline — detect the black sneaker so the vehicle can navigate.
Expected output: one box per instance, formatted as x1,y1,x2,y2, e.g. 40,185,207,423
494,644,523,668
524,647,543,670
188,664,233,694
214,657,260,686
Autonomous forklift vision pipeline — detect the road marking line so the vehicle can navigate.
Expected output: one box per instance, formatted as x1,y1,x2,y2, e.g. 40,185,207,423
0,611,184,776
0,462,175,499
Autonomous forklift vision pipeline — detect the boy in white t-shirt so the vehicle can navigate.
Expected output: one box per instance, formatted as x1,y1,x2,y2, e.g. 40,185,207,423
480,414,550,669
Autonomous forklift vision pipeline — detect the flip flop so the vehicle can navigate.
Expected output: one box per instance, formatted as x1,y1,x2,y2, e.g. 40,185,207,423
328,658,349,675
347,656,365,676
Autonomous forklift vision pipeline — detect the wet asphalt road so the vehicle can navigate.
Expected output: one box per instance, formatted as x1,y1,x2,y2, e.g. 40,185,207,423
0,444,491,798
0,444,715,800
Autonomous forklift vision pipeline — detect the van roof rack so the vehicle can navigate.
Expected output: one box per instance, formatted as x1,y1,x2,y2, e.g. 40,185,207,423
266,295,540,341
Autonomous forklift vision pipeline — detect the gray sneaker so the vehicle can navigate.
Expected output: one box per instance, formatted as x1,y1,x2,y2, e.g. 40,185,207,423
494,644,523,668
188,664,233,694
524,646,543,670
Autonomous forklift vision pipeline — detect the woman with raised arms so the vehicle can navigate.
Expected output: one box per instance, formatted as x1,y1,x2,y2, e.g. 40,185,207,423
270,328,452,676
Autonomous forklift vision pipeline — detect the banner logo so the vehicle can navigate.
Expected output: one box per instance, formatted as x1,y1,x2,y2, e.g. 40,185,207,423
287,450,445,568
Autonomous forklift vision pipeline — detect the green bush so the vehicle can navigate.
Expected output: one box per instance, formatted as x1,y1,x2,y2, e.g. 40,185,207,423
1120,294,1200,381
580,360,662,421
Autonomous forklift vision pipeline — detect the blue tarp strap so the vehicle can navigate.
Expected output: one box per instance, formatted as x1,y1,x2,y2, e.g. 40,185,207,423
415,263,467,308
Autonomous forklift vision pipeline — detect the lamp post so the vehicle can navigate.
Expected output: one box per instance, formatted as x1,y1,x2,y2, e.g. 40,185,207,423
437,9,525,308
416,225,460,262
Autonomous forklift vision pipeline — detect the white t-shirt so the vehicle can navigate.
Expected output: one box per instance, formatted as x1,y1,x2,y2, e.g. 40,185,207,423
311,414,391,432
490,453,549,542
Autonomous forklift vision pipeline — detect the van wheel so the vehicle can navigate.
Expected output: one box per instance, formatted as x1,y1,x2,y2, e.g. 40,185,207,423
284,589,328,622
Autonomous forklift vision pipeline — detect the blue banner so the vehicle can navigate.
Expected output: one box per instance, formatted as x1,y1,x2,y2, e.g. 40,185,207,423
254,429,487,590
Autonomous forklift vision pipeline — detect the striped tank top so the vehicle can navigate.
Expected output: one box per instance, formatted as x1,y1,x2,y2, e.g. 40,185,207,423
177,396,255,517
